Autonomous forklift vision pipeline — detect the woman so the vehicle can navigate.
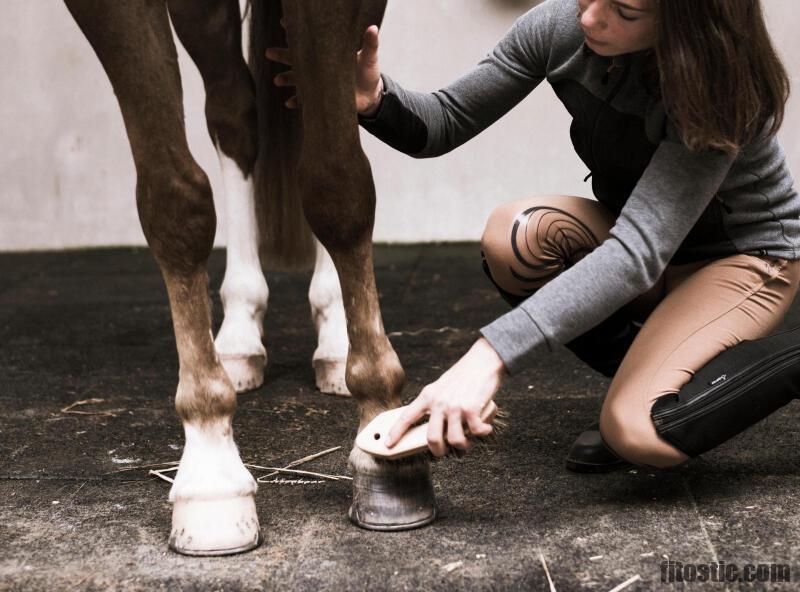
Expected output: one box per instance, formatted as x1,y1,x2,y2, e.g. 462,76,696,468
267,0,800,471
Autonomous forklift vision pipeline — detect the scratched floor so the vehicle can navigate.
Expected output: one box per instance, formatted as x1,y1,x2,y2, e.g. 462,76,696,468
1,245,799,591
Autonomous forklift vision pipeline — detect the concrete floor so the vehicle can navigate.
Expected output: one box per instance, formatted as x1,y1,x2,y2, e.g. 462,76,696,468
1,244,799,591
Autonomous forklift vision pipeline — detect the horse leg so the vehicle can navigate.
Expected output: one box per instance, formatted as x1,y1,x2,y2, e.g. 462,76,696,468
168,0,268,393
309,240,350,396
63,0,259,554
282,0,436,530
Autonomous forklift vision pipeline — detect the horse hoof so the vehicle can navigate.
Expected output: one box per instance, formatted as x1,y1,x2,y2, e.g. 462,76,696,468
220,354,266,393
348,460,436,531
314,358,350,397
169,495,261,556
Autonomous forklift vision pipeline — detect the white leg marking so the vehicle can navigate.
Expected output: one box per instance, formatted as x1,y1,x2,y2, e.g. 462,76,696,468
309,240,350,396
215,150,269,393
169,420,259,555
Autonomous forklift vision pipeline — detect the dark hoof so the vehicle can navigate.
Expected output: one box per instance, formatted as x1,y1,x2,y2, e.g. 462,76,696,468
348,461,436,531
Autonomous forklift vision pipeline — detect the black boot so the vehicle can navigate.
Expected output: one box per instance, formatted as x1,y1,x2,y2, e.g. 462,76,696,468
562,307,642,378
565,423,631,473
561,310,641,472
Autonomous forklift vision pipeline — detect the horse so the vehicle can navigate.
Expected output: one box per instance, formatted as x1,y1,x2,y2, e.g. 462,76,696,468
62,0,435,556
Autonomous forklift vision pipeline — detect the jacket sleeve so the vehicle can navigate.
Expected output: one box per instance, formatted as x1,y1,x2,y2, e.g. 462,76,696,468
358,0,563,158
479,124,740,374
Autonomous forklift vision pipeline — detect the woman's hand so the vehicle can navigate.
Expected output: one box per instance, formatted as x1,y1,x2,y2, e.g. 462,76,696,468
386,338,506,457
265,24,384,115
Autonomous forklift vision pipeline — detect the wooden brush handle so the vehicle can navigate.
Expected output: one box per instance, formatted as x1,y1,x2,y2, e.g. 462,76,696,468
355,400,498,460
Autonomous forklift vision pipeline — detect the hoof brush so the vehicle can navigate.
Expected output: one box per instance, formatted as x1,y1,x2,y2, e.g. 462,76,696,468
355,401,499,459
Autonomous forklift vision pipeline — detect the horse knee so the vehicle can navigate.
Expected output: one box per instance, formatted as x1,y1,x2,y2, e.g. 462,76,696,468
137,161,216,273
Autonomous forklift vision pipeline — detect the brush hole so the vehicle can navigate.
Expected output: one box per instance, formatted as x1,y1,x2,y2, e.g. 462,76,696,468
373,432,381,440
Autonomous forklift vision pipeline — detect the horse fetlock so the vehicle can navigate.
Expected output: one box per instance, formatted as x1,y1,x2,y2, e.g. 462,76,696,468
345,347,405,403
220,269,269,323
175,371,237,423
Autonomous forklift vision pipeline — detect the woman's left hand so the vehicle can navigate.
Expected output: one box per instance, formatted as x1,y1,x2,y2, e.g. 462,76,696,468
386,337,506,456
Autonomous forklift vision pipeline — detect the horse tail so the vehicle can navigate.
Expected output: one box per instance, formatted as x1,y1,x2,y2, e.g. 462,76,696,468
247,0,315,269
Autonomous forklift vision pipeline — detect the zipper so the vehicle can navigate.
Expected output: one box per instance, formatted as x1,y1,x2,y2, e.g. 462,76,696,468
652,343,800,422
652,345,800,428
589,55,631,176
601,60,619,85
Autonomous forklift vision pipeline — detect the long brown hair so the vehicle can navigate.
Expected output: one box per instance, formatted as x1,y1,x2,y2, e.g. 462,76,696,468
650,0,790,155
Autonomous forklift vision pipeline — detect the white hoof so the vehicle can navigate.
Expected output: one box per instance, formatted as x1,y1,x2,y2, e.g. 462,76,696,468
169,495,260,556
221,354,266,393
314,358,350,396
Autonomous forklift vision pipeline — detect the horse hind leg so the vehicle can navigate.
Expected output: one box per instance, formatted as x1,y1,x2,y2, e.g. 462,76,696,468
309,240,350,396
282,0,436,530
168,0,268,393
64,0,259,554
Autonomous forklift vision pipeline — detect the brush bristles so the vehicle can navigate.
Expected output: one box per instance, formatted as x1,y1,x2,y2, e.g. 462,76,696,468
415,407,509,462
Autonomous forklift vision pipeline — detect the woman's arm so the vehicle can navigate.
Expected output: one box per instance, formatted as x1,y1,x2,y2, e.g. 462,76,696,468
358,0,564,158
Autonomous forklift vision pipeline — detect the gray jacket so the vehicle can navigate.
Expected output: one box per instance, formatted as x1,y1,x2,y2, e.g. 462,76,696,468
358,0,800,374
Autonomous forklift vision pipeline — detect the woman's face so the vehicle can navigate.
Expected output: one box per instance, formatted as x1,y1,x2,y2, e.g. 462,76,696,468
577,0,658,56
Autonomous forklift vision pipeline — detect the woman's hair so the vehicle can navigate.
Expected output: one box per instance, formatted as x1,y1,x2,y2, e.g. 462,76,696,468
646,0,790,155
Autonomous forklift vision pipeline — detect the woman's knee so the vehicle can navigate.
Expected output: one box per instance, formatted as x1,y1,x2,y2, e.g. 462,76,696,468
481,195,613,298
599,399,688,469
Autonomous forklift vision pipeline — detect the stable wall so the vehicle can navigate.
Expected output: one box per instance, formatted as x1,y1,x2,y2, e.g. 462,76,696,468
1,0,798,250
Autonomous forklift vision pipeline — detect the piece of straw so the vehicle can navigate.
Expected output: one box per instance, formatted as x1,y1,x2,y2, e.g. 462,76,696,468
260,478,326,485
607,574,642,592
60,398,124,417
442,560,463,573
140,445,348,486
253,446,342,480
149,468,176,484
388,326,461,338
248,465,351,482
106,461,179,475
538,547,557,592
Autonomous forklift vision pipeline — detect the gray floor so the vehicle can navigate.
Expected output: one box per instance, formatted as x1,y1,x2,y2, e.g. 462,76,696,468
1,245,798,591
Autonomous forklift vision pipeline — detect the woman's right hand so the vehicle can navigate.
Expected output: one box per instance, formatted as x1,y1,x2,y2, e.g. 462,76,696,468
265,24,384,116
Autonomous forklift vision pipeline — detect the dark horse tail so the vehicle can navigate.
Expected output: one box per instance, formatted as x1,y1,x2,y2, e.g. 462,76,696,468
247,0,316,269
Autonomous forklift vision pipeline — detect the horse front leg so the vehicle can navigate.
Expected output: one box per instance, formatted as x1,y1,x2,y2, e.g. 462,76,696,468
283,0,436,530
64,0,259,554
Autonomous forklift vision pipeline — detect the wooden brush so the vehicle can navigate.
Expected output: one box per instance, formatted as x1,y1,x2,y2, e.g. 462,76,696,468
355,400,499,460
